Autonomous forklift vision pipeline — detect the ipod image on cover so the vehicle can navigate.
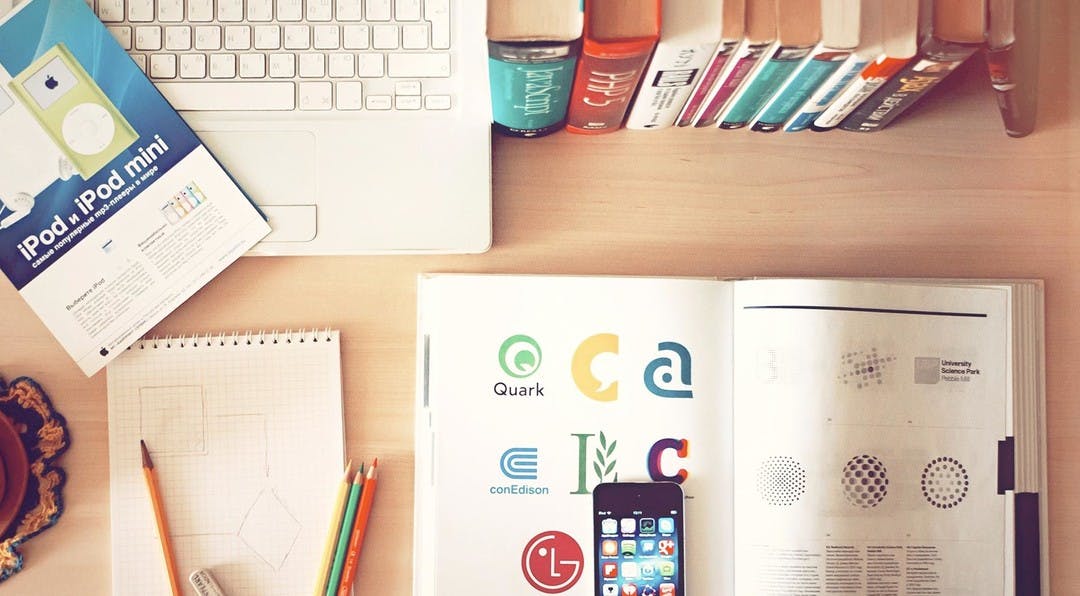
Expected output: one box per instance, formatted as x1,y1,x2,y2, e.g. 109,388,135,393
9,43,137,179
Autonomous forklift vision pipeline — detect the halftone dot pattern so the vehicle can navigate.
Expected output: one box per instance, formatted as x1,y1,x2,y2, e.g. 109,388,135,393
756,456,807,506
921,456,970,509
838,348,896,389
841,454,889,508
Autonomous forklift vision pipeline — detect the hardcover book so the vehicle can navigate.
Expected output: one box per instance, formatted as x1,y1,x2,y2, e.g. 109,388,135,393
565,0,661,134
414,274,1048,595
624,0,724,130
677,0,746,127
718,0,821,129
812,0,920,130
488,0,584,138
0,0,270,375
839,0,985,132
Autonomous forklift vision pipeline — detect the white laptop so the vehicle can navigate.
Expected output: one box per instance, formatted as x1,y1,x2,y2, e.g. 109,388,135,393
85,0,492,254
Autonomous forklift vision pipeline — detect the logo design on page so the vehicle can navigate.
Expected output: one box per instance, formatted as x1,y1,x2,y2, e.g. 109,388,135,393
572,333,619,401
499,334,543,378
521,531,584,593
644,342,693,398
500,447,539,480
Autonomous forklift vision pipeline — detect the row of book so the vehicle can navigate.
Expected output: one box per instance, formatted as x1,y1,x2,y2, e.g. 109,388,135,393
487,0,1040,138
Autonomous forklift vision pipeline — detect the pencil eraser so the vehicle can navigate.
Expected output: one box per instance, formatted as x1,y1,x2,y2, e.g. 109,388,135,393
189,568,226,596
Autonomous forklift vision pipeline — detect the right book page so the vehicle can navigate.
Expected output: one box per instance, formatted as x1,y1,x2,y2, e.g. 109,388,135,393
730,278,1012,595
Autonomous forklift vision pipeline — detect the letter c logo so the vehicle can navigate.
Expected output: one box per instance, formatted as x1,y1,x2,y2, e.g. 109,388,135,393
648,438,689,483
572,333,618,401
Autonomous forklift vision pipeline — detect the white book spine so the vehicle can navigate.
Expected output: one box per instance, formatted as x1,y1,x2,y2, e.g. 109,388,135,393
625,41,722,130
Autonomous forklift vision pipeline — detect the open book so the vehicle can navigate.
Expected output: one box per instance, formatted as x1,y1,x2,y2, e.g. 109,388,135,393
414,275,1047,596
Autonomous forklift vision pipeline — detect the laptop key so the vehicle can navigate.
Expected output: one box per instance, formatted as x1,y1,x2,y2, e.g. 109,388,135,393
387,53,449,77
156,81,297,110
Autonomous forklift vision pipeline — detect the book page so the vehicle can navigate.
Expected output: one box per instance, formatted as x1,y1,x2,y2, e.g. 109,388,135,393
415,274,733,596
107,330,344,596
731,279,1010,596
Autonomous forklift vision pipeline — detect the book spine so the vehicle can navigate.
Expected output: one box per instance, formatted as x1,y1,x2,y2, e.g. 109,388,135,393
783,53,869,131
488,40,580,138
676,40,738,127
838,40,977,132
566,42,657,134
694,40,771,127
810,56,909,130
625,40,720,130
751,46,852,132
719,43,814,129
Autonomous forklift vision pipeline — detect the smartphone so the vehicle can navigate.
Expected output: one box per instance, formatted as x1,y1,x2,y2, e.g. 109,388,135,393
592,482,685,596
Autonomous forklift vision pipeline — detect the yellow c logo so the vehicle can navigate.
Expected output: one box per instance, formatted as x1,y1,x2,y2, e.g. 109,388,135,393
572,333,619,402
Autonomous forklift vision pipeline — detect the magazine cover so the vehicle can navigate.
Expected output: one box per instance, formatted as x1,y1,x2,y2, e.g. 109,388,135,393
0,0,270,375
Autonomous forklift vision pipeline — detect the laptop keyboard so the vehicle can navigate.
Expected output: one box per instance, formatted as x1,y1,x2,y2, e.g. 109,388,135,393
90,0,454,112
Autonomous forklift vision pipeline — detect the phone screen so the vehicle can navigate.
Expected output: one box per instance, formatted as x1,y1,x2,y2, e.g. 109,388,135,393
592,482,684,596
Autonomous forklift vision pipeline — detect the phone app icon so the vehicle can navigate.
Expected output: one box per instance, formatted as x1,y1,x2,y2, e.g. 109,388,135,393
639,518,656,534
658,517,675,534
658,561,675,577
620,540,636,557
602,539,619,557
640,562,656,577
641,586,658,596
659,583,676,596
621,584,638,596
621,561,639,579
620,518,636,534
602,518,618,535
602,562,618,579
602,584,618,596
657,539,675,557
640,539,656,555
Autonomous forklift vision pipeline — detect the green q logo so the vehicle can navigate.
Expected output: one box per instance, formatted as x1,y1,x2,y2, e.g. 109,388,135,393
499,335,542,378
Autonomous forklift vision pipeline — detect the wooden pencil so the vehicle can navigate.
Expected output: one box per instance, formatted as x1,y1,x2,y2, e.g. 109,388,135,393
140,440,183,596
336,458,379,595
314,461,353,596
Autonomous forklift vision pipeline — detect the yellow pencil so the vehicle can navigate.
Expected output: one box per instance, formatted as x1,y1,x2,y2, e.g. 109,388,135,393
314,461,353,596
141,440,183,596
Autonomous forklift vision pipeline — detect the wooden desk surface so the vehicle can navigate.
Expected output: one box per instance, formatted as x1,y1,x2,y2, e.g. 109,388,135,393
2,7,1077,594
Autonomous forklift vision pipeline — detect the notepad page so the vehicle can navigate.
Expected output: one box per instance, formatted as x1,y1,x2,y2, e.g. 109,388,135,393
107,330,344,596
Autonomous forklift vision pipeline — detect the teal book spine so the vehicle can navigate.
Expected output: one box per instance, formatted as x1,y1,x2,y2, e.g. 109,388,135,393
719,45,815,129
488,40,580,138
752,48,850,132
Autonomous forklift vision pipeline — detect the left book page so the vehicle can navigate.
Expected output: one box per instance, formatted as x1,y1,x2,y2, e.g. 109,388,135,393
0,0,270,376
414,274,734,596
107,329,345,596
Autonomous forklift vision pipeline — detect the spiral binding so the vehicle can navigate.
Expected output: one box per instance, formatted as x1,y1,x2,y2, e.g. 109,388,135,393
129,328,334,350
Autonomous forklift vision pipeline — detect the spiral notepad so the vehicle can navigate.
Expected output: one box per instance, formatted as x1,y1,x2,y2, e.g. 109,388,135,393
106,329,344,596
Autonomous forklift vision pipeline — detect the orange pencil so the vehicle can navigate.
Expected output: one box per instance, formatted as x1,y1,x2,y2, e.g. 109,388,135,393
141,440,183,596
336,458,379,595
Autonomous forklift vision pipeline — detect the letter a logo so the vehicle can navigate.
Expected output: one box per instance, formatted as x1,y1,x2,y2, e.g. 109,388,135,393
644,342,693,398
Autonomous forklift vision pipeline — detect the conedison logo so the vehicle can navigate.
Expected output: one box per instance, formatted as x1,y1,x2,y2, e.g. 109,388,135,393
501,447,539,480
499,334,542,378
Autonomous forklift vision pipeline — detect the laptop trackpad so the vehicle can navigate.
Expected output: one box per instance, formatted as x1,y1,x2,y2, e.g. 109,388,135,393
198,130,316,207
198,131,317,243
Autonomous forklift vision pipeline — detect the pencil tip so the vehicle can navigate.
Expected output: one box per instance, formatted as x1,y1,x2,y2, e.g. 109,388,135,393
140,440,153,469
372,457,378,468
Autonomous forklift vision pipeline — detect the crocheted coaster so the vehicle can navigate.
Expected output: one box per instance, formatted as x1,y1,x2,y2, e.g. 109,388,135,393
0,377,70,582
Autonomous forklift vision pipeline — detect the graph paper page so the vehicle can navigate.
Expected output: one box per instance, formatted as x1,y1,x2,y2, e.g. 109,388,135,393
107,330,344,596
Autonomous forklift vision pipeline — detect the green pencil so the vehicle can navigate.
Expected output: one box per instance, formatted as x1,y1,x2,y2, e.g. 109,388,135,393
326,463,364,596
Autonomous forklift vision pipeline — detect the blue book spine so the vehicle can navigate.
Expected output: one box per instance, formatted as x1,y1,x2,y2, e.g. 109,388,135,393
488,40,580,138
784,55,869,131
719,44,815,129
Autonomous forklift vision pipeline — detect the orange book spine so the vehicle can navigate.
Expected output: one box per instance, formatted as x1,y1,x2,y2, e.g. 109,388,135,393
565,1,661,134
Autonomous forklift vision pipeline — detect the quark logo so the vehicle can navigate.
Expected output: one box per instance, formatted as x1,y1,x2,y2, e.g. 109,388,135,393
521,531,584,593
644,342,693,398
501,447,539,480
572,333,618,401
499,334,543,378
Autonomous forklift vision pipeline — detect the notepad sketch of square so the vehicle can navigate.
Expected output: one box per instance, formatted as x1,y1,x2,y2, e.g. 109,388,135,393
138,385,205,454
238,489,302,570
